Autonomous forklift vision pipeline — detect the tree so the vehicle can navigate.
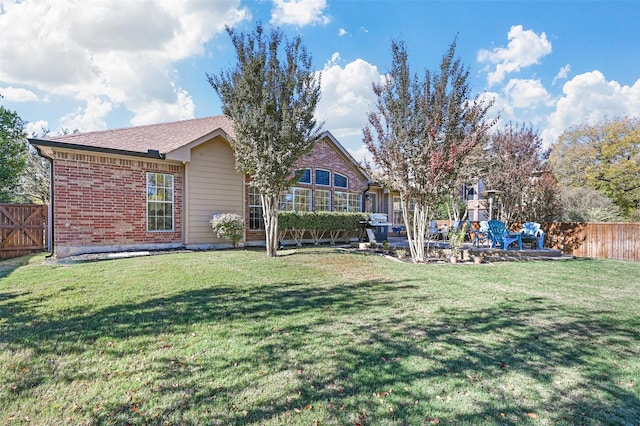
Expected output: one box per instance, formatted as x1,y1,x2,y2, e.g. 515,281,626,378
559,187,622,222
208,23,322,257
0,104,28,202
483,123,560,224
364,39,494,262
549,117,640,220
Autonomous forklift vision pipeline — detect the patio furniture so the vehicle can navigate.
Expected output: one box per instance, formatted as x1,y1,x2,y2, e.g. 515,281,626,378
519,222,545,249
487,220,523,250
428,220,439,240
469,220,490,247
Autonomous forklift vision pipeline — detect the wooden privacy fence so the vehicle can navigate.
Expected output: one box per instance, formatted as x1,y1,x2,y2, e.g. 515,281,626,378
0,204,48,260
542,222,640,262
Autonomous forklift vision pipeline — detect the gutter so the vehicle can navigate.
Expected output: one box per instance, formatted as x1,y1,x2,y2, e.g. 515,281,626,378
28,138,167,159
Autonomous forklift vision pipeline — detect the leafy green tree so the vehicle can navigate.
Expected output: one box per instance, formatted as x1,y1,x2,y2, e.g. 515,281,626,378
484,123,560,224
549,117,640,220
364,39,494,262
208,23,322,257
0,104,28,202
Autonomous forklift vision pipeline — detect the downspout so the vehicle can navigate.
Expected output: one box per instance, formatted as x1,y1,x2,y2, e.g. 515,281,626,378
34,147,54,258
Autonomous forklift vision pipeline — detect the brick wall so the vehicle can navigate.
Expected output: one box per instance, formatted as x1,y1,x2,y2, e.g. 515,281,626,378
52,151,184,254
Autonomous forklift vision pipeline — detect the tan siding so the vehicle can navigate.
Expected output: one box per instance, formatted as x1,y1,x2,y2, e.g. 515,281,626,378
186,137,243,244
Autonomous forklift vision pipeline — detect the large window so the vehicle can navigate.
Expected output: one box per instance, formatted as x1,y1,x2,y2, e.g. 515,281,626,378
147,172,174,231
334,191,361,212
315,189,331,211
333,191,347,212
279,187,311,212
334,172,348,188
249,186,264,230
315,169,330,186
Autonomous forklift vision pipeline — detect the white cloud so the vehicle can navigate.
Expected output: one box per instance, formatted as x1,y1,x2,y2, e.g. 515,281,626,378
270,0,330,26
338,28,348,37
25,120,50,137
59,97,113,132
478,25,552,86
552,64,571,85
503,79,552,109
542,70,640,146
0,0,248,130
1,86,39,102
347,144,374,165
315,55,383,150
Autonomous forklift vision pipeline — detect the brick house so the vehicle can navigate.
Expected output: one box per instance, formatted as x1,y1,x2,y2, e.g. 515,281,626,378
30,116,390,258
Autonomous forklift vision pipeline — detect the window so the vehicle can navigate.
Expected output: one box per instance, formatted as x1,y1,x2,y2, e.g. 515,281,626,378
366,193,377,212
467,187,476,200
296,168,311,184
334,173,348,188
334,192,361,212
279,187,311,212
315,189,331,211
392,196,402,224
147,172,174,231
333,192,347,212
315,169,330,186
293,188,311,211
249,186,264,230
348,192,361,212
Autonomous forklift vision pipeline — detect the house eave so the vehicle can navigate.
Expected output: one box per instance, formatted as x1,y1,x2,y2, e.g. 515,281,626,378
28,138,167,160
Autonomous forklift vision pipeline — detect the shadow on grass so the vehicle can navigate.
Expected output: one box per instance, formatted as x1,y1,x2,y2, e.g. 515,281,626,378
1,274,639,424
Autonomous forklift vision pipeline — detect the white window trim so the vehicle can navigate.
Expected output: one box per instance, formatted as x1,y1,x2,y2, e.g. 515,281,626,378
146,172,174,232
334,172,349,189
296,168,312,184
314,168,331,187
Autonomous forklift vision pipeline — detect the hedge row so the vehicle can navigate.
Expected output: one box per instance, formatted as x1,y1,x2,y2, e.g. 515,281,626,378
278,211,366,245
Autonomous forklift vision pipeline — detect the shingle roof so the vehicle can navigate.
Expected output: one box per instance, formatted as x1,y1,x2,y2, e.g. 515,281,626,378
41,115,234,155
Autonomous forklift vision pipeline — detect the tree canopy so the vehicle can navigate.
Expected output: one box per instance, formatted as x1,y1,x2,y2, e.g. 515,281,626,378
0,104,28,202
208,23,323,256
364,39,494,262
549,117,640,220
484,123,560,224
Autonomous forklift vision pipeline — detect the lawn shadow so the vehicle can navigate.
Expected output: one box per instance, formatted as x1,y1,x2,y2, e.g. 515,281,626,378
1,272,639,424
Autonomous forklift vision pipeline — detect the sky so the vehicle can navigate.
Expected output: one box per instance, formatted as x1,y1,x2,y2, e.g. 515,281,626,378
1,0,639,162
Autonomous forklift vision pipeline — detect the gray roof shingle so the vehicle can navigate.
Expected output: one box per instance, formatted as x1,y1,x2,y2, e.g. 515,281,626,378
41,115,234,155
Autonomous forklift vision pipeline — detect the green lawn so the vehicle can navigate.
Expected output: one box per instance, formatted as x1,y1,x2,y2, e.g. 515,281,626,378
1,249,639,425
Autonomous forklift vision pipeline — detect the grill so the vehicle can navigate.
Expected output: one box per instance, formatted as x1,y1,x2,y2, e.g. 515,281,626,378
364,213,392,242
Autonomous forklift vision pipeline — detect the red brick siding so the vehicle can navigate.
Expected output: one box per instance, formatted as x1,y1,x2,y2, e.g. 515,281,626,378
52,151,184,250
244,137,369,242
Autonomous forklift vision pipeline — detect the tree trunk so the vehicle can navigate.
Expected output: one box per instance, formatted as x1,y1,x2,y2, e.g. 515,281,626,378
401,195,429,263
261,193,279,257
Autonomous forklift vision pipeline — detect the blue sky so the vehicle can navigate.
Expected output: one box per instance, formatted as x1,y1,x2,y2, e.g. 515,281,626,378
1,0,639,161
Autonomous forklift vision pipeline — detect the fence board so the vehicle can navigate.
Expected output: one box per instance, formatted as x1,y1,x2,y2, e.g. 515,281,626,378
543,222,639,262
0,204,48,260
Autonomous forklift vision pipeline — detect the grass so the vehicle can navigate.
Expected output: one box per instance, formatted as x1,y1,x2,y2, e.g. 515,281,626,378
1,249,639,425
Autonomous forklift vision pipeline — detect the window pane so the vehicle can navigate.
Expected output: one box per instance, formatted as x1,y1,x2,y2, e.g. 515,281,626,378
334,192,347,212
315,169,330,186
334,173,348,188
296,168,311,184
147,172,174,231
249,187,264,230
293,188,311,211
315,189,330,211
348,193,361,212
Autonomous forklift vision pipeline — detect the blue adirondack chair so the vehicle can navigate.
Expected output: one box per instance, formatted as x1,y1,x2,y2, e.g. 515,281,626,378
487,220,523,250
469,220,490,247
520,222,545,249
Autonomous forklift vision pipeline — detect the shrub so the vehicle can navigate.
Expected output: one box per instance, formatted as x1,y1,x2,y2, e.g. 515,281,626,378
210,213,244,247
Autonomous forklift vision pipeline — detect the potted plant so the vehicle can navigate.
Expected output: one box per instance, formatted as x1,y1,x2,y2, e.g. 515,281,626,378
447,222,468,263
396,248,407,260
